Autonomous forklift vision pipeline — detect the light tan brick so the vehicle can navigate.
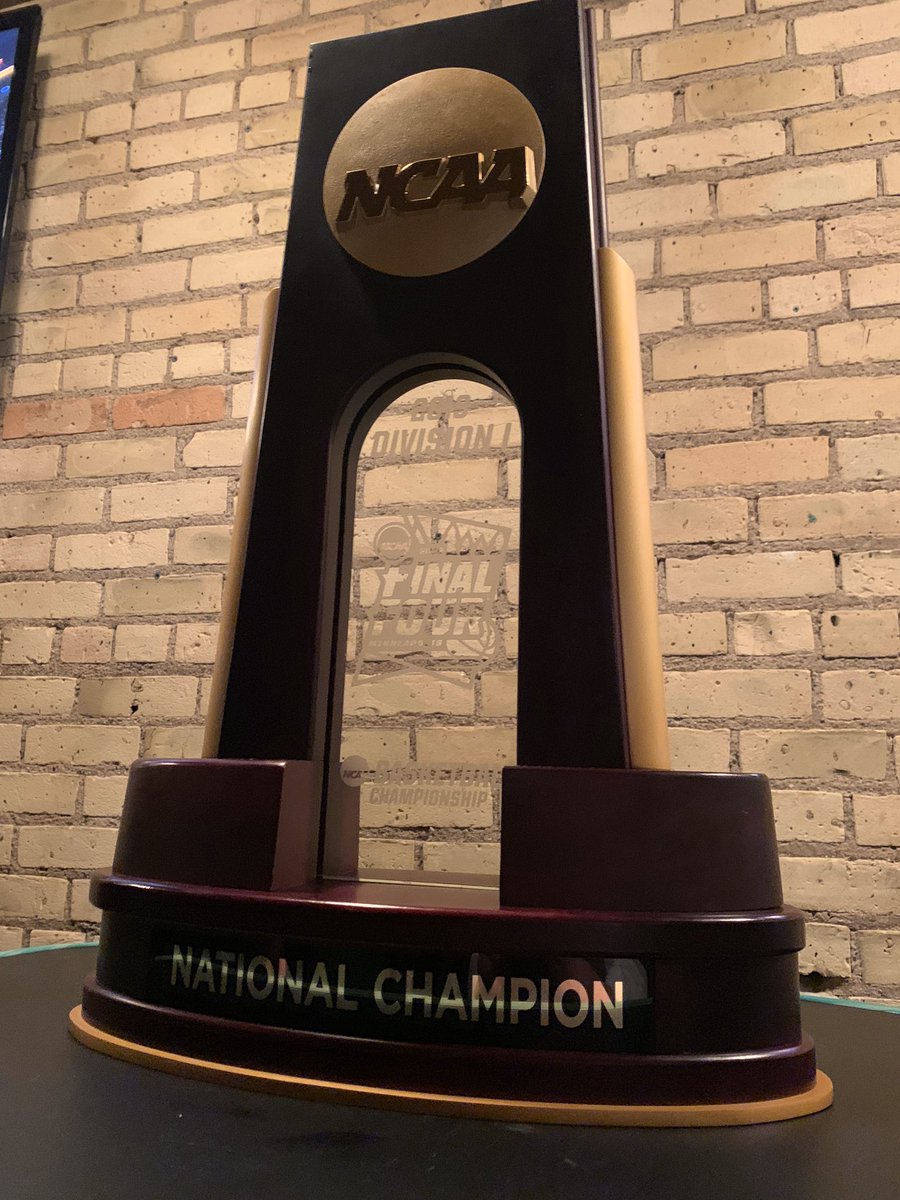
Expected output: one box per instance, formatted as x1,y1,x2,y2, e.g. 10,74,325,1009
61,355,114,392
143,726,204,758
0,582,100,620
0,773,79,815
23,312,126,356
658,612,727,655
718,161,875,221
644,387,752,434
183,429,245,468
104,574,221,616
662,222,817,274
78,676,198,719
653,330,807,381
883,153,900,195
761,492,900,543
346,672,474,717
416,726,516,766
359,839,416,871
84,102,132,138
670,436,827,489
667,550,834,601
339,730,410,765
854,795,900,847
794,98,900,155
131,297,242,343
613,239,655,280
608,183,711,234
685,66,833,122
142,204,253,253
66,437,176,479
795,1,900,55
0,876,67,921
0,537,52,573
60,627,111,668
84,775,127,817
799,923,851,978
3,273,78,316
602,91,674,138
115,624,172,662
40,35,84,70
849,263,900,310
773,790,844,843
636,121,784,177
765,377,900,426
0,726,21,761
680,0,744,23
40,61,135,109
838,436,900,484
174,623,218,663
89,11,182,59
30,930,93,947
825,210,900,261
0,928,22,950
43,0,139,35
858,930,900,984
15,194,82,234
597,46,632,88
651,497,747,543
141,39,244,86
26,724,139,765
239,70,292,111
170,342,226,379
0,678,75,715
0,446,59,483
481,672,516,717
641,22,785,82
843,552,900,597
603,144,629,185
0,826,10,868
666,668,810,717
29,142,126,188
734,610,814,656
818,318,900,367
422,843,500,873
2,627,54,666
131,122,239,170
690,281,761,324
843,49,900,98
55,530,170,572
36,112,84,147
70,879,98,923
189,244,284,290
134,92,181,129
117,351,170,388
823,610,899,658
2,488,104,529
768,272,842,320
173,526,231,564
638,289,685,333
823,670,900,722
610,0,673,37
782,856,899,915
80,262,187,308
86,173,194,220
243,108,302,151
252,16,364,65
18,825,118,870
110,478,228,523
369,0,487,29
364,460,497,507
740,730,887,780
198,153,295,200
10,361,62,398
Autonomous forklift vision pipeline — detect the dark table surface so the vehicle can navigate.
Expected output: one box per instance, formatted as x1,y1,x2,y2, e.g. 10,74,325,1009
1,944,898,1200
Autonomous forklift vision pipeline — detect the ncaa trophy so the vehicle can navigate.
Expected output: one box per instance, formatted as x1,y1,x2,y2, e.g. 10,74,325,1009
70,0,833,1125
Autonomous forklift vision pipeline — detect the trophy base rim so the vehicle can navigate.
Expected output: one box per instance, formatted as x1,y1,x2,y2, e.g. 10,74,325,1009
68,1006,832,1128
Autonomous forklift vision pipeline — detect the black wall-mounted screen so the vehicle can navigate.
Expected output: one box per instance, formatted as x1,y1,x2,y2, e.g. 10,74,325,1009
0,5,41,303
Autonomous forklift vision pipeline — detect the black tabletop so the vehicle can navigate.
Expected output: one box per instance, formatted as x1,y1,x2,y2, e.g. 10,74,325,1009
1,945,898,1200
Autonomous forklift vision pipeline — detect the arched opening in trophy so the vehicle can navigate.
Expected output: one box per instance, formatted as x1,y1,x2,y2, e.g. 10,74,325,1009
324,375,522,887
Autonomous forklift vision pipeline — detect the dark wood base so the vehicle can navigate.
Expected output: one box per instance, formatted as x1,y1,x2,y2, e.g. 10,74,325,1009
79,758,823,1112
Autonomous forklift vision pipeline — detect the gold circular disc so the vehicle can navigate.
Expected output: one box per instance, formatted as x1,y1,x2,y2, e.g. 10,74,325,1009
323,68,546,277
69,1007,833,1128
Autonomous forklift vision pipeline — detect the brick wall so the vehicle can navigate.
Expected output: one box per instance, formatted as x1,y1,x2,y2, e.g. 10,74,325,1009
0,0,897,998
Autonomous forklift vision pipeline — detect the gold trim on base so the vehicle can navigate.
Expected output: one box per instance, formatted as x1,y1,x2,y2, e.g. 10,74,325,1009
69,1008,833,1128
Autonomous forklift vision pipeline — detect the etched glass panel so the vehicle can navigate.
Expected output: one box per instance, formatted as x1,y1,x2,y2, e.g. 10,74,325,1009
339,378,521,884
